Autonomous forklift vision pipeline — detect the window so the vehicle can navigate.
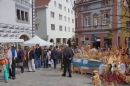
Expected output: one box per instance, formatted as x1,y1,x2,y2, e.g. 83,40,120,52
65,27,67,31
21,11,24,21
59,14,62,20
126,21,130,27
25,12,28,21
51,12,55,18
93,17,98,26
51,24,55,30
64,16,66,21
59,26,62,31
84,16,90,26
17,9,20,20
72,28,74,32
71,10,73,14
101,0,110,7
83,4,90,10
68,8,70,13
68,18,70,22
68,27,70,32
59,4,62,9
102,13,109,25
64,6,66,11
72,19,74,23
54,1,56,7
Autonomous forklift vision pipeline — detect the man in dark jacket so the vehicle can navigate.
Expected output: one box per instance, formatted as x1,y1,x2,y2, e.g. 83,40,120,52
62,44,74,78
35,44,42,69
51,47,59,69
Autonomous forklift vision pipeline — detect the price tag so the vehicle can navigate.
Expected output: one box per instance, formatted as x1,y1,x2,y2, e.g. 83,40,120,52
76,59,81,62
83,60,88,64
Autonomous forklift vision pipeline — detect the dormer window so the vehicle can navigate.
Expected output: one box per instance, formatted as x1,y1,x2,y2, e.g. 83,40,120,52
101,0,110,7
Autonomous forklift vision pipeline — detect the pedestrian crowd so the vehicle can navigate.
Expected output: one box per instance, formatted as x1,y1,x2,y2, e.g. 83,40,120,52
0,43,74,83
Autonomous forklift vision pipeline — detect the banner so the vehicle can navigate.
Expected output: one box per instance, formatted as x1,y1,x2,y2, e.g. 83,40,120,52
107,32,113,38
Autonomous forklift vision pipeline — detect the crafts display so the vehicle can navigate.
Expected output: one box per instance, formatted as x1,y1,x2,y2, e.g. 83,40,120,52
72,44,130,85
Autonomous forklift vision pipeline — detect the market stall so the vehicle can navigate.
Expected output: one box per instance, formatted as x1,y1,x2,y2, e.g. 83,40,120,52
72,44,130,85
23,35,53,46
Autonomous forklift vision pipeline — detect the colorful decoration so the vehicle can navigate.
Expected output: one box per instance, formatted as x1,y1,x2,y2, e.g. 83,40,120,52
107,31,113,38
91,33,97,42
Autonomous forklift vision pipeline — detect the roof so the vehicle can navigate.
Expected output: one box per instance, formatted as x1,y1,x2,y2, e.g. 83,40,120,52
35,0,51,7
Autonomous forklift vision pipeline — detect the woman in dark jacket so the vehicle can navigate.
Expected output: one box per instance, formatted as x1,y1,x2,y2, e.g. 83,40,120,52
17,45,24,73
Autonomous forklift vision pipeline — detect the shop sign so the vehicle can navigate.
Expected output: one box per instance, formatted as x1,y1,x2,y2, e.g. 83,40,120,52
107,32,114,38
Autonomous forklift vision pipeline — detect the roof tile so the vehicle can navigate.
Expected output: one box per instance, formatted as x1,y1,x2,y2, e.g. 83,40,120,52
35,0,50,7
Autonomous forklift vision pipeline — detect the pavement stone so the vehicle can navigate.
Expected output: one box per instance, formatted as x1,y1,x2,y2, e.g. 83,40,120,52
0,65,129,86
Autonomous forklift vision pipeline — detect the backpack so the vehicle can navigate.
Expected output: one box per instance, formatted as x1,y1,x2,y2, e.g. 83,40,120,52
11,46,16,58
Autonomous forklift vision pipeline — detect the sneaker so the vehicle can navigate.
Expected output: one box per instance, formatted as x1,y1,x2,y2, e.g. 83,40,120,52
5,80,8,83
62,74,66,77
9,76,12,78
12,77,15,80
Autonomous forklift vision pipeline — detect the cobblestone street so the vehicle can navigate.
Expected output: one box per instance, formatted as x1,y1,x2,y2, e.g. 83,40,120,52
0,65,129,86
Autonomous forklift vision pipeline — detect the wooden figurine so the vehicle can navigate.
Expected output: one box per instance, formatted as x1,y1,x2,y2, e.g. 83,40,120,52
80,69,87,74
103,64,114,86
73,66,80,73
91,70,101,86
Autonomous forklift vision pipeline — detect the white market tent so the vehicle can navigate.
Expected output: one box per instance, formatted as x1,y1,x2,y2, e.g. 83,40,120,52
23,35,53,46
0,38,24,42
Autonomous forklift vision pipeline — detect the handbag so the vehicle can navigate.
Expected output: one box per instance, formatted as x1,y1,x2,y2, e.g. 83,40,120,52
18,62,23,67
0,59,5,65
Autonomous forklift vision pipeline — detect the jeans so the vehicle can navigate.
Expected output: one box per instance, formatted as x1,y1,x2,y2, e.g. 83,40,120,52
43,56,48,68
35,58,41,69
20,66,24,73
4,64,9,81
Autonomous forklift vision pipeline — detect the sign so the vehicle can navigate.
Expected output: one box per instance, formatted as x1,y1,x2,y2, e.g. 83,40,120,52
85,40,90,44
107,32,114,38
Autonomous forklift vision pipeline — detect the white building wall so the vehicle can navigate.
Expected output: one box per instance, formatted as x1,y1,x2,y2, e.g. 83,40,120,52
35,7,47,40
46,0,75,43
0,0,33,39
35,0,75,44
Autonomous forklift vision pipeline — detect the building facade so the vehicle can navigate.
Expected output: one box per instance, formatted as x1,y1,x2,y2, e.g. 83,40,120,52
35,0,75,45
0,0,35,41
74,0,120,48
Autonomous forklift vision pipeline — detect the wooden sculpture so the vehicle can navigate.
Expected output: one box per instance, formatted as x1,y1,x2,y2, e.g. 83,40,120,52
103,64,114,86
84,44,90,54
91,70,101,86
73,66,80,73
80,69,88,74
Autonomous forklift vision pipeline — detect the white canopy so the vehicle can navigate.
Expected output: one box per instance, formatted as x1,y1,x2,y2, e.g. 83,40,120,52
0,38,24,42
23,35,53,46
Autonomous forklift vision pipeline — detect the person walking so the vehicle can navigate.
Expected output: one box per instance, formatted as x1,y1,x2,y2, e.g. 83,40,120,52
35,44,42,69
28,46,35,72
1,46,10,83
51,47,59,69
17,45,24,73
42,46,48,68
62,44,74,78
7,43,17,80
